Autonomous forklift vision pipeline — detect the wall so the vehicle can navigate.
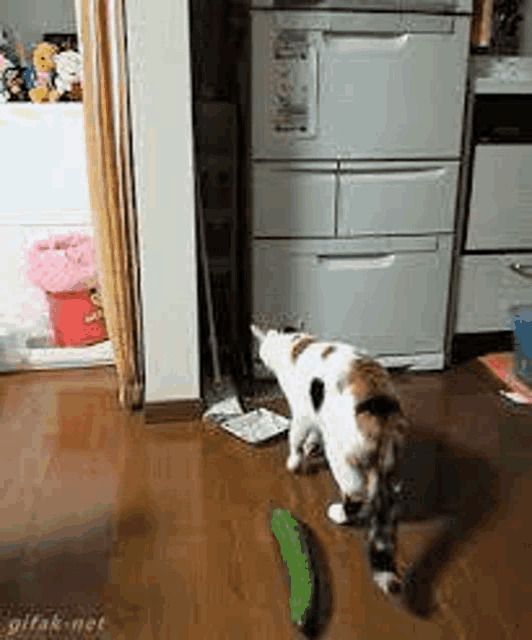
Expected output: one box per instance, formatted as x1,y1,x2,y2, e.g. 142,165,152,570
125,0,200,402
521,0,532,55
3,0,77,44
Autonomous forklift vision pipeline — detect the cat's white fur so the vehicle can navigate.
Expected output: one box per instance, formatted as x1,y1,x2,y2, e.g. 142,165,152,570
252,326,397,519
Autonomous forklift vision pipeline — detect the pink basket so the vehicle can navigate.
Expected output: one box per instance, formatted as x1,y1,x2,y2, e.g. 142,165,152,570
26,233,97,293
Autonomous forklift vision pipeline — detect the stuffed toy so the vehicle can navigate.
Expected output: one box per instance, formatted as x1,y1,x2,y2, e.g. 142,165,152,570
3,66,29,101
0,53,15,103
53,50,83,102
0,24,33,102
0,23,22,66
86,288,106,328
29,41,59,103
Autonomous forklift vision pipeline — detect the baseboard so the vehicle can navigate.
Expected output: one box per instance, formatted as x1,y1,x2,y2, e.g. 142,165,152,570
0,340,115,372
144,398,203,424
252,351,445,378
375,352,445,371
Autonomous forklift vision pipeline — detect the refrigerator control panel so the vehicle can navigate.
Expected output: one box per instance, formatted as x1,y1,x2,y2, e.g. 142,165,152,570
268,29,319,139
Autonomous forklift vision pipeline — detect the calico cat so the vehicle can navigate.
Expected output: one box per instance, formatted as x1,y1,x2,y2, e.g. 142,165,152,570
251,325,409,596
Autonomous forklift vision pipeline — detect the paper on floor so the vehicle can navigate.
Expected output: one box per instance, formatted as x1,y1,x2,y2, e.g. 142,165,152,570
204,395,244,421
499,390,532,405
216,408,290,444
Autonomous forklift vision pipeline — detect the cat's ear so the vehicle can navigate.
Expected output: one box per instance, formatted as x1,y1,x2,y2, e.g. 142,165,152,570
282,326,298,334
251,324,267,343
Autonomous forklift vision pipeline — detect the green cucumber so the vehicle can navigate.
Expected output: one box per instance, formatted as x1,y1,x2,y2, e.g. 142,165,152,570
270,509,313,626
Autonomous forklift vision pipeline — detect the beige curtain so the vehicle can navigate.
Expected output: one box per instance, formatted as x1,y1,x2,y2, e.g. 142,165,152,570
77,0,145,411
471,0,494,48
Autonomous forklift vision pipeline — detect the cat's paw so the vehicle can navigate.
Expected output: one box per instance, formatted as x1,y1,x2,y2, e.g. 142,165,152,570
286,453,302,473
327,503,349,525
342,500,373,526
353,502,373,521
374,571,402,597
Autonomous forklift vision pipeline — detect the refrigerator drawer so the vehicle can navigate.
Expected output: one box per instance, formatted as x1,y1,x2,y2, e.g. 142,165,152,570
456,254,532,333
251,12,470,160
338,161,459,236
466,145,532,251
252,235,452,357
252,161,337,237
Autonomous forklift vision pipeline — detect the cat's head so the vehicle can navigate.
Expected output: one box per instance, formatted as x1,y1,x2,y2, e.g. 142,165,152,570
251,324,306,372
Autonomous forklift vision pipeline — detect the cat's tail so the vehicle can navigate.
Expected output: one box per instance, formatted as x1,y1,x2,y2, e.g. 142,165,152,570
366,477,405,598
367,511,403,597
355,394,407,597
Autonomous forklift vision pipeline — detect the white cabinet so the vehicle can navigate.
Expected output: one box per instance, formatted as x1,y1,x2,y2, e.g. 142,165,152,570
0,105,90,217
252,235,452,357
466,145,532,251
456,254,532,333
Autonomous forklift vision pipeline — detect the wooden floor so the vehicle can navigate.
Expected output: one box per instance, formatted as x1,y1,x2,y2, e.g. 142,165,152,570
1,361,532,639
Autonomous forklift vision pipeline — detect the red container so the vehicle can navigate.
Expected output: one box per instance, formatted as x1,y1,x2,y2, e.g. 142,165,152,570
46,289,108,347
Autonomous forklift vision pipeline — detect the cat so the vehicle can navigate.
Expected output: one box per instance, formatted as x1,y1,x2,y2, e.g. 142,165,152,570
251,324,409,596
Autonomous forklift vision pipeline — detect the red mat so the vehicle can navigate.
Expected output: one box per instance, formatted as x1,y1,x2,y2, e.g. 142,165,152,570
478,352,532,404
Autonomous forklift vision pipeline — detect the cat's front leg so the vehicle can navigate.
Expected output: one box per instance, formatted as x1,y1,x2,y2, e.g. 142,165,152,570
286,417,310,472
302,429,323,459
326,454,366,525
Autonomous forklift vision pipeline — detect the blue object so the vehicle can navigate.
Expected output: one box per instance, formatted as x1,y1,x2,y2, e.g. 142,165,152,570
23,66,36,89
509,305,532,385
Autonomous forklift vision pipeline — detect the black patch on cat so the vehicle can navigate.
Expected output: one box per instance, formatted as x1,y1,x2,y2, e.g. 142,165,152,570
360,450,378,470
310,378,325,412
282,326,298,334
388,580,402,595
356,395,400,418
344,498,364,519
369,547,397,574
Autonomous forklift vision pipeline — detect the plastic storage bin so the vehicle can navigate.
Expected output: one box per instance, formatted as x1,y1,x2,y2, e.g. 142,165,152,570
509,305,532,387
46,289,107,347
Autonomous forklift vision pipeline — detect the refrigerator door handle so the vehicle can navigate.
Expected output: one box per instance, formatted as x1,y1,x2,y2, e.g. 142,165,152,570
340,166,445,178
322,32,410,53
316,253,396,270
509,263,532,280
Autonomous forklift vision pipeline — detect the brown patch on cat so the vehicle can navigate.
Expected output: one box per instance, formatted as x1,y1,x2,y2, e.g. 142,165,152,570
345,357,396,402
365,467,379,503
321,345,336,359
290,336,316,362
350,414,407,477
345,356,408,475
